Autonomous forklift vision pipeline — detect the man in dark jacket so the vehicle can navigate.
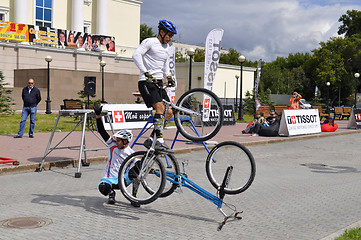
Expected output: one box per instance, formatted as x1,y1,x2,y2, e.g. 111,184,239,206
14,78,41,138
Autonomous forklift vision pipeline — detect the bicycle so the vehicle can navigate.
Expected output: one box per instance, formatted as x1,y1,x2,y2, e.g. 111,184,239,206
117,82,224,201
118,141,256,230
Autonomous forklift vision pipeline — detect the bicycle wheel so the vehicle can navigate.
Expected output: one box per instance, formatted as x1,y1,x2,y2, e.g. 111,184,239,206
174,88,224,142
157,153,180,198
118,151,166,205
206,141,256,195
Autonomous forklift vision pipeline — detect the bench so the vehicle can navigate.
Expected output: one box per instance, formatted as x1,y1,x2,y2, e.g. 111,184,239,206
256,106,271,117
342,107,351,120
274,106,288,117
312,106,329,120
62,99,83,110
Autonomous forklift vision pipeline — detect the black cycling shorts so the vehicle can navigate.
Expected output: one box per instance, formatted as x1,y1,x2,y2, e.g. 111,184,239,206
138,80,170,108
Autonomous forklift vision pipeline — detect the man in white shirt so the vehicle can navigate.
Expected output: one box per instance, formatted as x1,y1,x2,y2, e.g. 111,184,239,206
132,20,177,153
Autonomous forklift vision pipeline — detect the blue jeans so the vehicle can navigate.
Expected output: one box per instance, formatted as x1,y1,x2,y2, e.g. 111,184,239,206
17,106,37,137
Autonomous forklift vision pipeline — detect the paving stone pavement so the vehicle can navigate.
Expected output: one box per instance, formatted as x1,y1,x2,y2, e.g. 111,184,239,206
1,133,361,239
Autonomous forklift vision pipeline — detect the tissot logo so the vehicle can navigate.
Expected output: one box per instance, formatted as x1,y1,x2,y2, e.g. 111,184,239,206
287,114,318,124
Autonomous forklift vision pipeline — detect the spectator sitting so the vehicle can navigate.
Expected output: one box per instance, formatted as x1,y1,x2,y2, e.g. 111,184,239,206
266,111,278,125
321,117,338,132
242,112,265,135
321,117,334,127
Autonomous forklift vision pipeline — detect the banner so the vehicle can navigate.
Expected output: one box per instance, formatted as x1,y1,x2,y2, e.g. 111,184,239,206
101,104,152,130
254,59,262,110
166,45,177,103
0,20,116,51
203,28,224,121
278,109,321,136
195,104,234,126
28,25,57,45
347,108,361,129
0,21,28,42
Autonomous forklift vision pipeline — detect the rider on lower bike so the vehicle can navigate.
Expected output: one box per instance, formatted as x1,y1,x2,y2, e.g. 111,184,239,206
132,19,177,153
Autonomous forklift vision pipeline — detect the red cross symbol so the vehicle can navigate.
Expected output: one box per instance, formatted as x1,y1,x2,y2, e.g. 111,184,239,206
204,99,210,109
291,116,297,124
114,110,124,123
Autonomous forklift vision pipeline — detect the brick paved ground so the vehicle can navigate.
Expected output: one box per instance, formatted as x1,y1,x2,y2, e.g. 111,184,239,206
1,132,361,239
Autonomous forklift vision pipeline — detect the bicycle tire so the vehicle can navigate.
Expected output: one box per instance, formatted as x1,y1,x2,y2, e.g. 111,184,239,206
118,151,166,205
206,141,256,195
158,153,180,198
174,88,224,142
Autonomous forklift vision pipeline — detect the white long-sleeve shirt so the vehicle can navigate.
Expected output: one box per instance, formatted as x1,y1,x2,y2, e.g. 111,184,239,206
132,37,170,81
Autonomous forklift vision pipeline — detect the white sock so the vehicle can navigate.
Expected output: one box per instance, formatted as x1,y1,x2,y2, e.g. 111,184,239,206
157,138,164,143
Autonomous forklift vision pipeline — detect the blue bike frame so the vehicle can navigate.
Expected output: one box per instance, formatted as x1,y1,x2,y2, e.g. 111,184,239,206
166,172,223,208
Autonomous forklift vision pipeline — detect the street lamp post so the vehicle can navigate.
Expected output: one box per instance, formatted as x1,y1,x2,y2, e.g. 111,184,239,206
187,48,195,90
235,75,239,113
100,60,106,103
354,72,360,108
237,55,246,120
326,82,330,114
45,56,52,114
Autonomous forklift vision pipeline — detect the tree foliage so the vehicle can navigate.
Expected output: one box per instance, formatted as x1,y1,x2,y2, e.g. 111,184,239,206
338,10,361,37
140,24,155,43
0,71,14,114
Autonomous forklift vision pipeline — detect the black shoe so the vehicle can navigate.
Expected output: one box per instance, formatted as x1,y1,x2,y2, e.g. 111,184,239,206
154,141,174,153
131,201,140,208
143,138,152,149
143,138,174,153
14,135,22,138
107,190,116,204
29,135,34,138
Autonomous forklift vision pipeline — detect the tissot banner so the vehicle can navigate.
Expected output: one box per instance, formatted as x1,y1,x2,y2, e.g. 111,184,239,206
101,104,152,130
203,28,224,121
254,59,262,110
278,109,321,136
166,45,177,103
347,108,361,129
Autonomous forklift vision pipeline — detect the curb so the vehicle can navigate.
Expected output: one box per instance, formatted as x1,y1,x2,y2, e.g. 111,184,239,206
1,129,361,175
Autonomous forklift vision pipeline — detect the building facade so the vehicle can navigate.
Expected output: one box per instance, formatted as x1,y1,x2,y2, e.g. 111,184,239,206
0,0,255,113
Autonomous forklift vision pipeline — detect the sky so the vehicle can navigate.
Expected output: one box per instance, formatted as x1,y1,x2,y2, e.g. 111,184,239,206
140,0,361,62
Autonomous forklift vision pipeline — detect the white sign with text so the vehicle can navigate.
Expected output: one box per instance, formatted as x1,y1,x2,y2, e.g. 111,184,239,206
101,104,152,130
278,109,321,136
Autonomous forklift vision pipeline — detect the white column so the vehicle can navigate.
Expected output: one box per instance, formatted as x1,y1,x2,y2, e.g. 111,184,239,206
14,0,28,24
96,0,108,35
72,0,84,32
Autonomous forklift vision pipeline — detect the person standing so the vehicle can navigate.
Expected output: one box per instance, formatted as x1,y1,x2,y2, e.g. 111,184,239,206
289,92,302,109
132,20,177,153
14,78,41,138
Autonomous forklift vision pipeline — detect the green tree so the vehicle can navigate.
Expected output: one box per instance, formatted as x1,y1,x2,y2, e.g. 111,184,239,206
0,71,14,114
338,10,361,37
220,48,241,65
140,23,155,43
175,51,186,63
193,49,205,62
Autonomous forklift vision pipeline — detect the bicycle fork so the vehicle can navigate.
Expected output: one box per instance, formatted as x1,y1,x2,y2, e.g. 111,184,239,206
217,166,243,231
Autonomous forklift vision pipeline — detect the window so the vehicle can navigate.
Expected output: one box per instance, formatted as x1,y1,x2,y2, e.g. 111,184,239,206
35,0,52,27
84,21,91,33
0,7,9,21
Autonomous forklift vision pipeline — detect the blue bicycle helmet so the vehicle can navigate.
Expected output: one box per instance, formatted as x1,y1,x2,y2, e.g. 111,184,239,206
158,20,177,34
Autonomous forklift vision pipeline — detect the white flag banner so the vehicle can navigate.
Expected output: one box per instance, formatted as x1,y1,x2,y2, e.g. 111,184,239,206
166,45,177,103
254,59,262,110
203,28,224,121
